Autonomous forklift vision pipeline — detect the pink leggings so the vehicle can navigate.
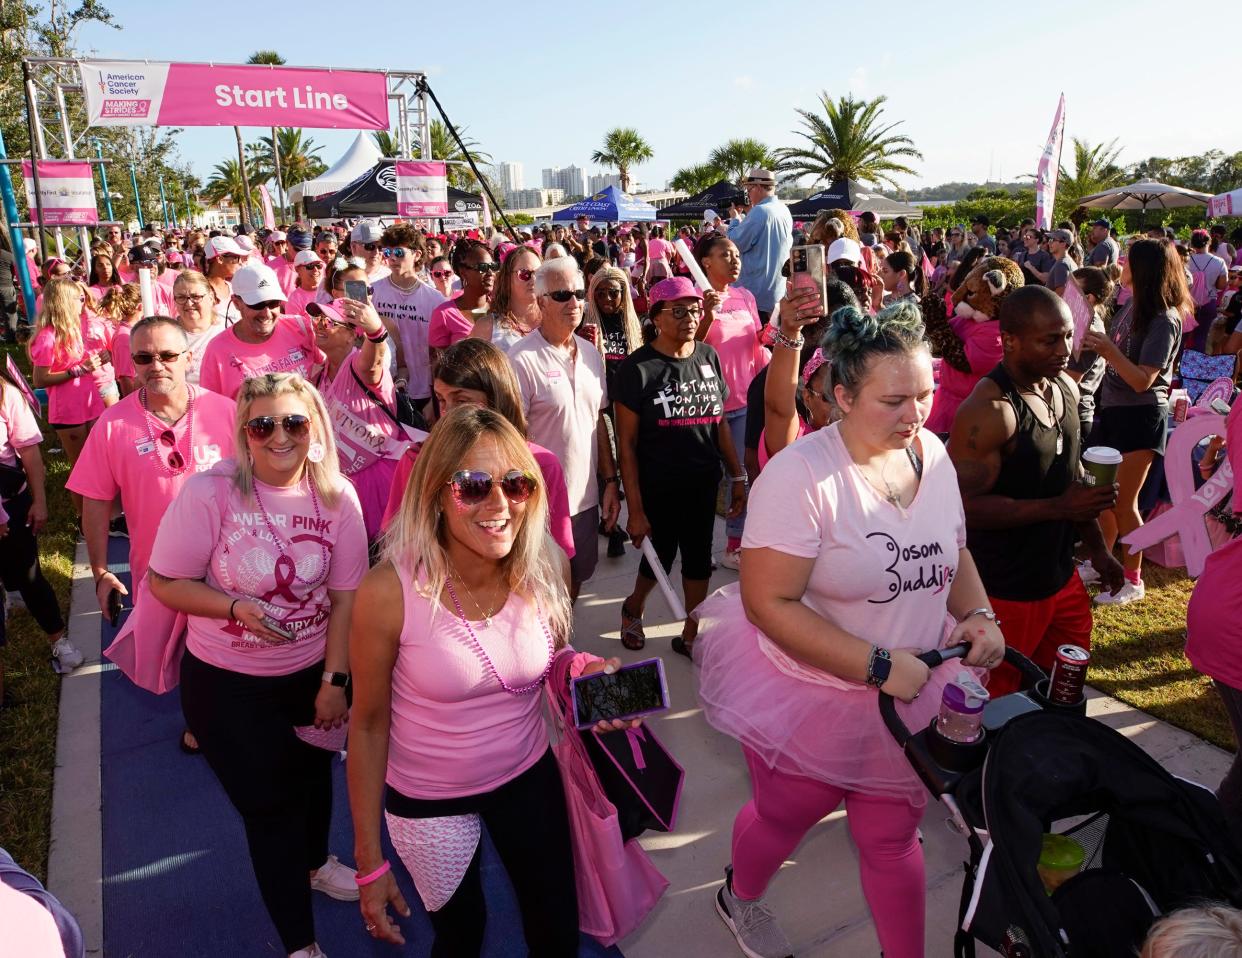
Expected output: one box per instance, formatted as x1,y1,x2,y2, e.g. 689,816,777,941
732,746,925,958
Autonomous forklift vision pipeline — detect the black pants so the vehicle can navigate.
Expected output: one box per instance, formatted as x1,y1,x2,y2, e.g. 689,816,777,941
386,750,578,957
638,471,720,582
0,490,65,645
1215,680,1242,845
179,650,333,954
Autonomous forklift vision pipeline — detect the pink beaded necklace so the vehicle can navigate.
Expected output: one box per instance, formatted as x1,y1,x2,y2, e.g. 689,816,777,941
139,387,194,478
444,578,554,696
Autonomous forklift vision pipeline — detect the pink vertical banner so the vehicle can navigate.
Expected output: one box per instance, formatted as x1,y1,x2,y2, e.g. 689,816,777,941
395,160,448,217
1035,94,1065,231
21,160,99,225
258,184,276,229
481,191,494,232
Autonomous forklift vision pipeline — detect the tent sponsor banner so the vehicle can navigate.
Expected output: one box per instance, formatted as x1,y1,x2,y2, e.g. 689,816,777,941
79,61,389,129
395,161,448,216
21,160,98,225
439,214,479,230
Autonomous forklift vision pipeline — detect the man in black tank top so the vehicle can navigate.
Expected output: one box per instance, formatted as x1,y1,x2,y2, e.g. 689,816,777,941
949,286,1124,695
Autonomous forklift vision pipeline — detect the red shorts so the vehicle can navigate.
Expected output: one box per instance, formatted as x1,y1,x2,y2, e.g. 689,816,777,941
986,572,1092,697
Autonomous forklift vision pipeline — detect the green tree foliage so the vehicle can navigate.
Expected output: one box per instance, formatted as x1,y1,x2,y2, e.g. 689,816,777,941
775,93,922,191
708,138,777,184
669,163,720,195
203,159,259,211
251,129,327,188
1056,137,1127,210
590,128,653,194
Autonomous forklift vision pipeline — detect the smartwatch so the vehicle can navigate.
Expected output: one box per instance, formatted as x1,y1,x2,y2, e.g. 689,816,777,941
322,671,349,688
865,647,892,688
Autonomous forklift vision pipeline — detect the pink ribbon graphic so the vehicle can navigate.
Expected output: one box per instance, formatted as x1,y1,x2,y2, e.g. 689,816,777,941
1123,413,1232,578
259,554,302,604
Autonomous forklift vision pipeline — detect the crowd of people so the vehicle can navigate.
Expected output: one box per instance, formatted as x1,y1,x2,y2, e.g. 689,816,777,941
0,162,1240,958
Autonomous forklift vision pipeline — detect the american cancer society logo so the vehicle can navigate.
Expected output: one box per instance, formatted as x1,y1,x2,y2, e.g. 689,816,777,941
99,69,152,119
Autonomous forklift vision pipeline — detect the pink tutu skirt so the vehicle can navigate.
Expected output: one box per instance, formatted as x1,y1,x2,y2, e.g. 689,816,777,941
693,584,968,807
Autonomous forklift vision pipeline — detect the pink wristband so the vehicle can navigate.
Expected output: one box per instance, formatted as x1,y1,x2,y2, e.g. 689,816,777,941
354,860,391,887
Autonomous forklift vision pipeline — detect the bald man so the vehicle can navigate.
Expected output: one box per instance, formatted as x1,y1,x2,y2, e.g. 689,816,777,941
948,285,1123,695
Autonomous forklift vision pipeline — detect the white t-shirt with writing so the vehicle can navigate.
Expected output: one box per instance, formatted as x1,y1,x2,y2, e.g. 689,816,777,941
370,276,446,400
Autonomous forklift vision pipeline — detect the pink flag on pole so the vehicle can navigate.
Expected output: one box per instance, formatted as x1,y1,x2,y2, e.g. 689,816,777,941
258,185,276,230
1035,94,1065,231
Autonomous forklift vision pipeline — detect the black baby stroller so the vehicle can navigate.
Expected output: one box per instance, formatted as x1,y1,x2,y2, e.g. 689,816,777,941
880,645,1242,957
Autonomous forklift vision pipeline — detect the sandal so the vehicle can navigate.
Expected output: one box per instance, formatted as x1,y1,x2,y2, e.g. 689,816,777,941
179,728,202,755
620,602,646,651
671,635,694,659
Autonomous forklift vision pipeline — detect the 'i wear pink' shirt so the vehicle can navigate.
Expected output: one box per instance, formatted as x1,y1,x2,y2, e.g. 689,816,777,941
197,316,324,399
149,464,369,676
427,295,476,349
66,385,237,587
385,563,553,799
28,313,116,426
705,285,769,413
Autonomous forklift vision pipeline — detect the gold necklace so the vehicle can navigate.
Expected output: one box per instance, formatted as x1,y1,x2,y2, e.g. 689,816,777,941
451,572,505,629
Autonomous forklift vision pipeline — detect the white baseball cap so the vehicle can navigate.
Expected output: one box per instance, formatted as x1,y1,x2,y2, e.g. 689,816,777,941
269,230,288,243
827,237,862,265
351,220,383,244
204,235,246,259
231,263,288,306
293,249,321,267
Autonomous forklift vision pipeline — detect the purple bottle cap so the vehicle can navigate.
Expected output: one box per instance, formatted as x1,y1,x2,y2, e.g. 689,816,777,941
941,671,990,714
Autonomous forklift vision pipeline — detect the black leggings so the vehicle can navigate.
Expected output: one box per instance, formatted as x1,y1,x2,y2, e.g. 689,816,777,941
386,750,578,957
1214,680,1242,844
638,471,720,582
179,650,333,954
0,490,65,644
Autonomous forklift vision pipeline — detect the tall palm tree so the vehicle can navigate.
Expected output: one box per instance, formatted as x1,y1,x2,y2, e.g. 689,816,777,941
775,93,922,191
202,159,259,211
255,129,327,189
371,129,401,158
670,163,720,195
1057,137,1127,209
246,50,286,220
590,128,653,194
708,138,777,184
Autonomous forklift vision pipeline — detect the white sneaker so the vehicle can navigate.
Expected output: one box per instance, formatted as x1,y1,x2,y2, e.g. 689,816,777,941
288,945,326,958
5,590,25,613
1076,560,1100,586
51,637,84,673
720,549,742,571
309,854,359,901
1093,580,1145,606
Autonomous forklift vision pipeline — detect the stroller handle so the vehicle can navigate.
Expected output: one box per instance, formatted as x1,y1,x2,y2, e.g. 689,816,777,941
879,644,1046,747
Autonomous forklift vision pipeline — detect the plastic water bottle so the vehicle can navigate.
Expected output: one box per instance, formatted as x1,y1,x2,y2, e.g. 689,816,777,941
936,671,990,744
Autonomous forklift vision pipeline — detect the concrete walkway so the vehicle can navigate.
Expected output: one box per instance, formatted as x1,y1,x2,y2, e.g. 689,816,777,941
48,521,1230,957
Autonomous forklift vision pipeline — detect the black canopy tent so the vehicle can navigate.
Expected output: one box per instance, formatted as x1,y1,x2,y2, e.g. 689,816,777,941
787,179,922,220
302,158,483,221
656,180,746,221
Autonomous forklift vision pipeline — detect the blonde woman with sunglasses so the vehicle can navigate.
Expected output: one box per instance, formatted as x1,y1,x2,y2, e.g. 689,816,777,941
470,246,542,350
149,373,368,958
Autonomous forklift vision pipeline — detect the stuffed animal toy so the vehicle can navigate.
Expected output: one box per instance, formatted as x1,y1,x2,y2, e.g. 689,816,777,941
922,256,1024,373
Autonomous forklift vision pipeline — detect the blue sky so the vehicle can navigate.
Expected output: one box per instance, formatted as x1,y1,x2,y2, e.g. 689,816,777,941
75,1,1237,194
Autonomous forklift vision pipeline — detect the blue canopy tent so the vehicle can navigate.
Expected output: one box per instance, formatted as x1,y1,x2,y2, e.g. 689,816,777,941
552,185,658,223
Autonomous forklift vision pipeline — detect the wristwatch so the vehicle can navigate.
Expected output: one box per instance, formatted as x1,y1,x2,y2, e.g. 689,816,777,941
322,671,349,688
865,647,892,688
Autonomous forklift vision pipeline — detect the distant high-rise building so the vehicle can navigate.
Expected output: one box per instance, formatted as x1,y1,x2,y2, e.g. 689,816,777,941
541,165,586,197
496,161,524,194
588,172,623,194
506,187,565,209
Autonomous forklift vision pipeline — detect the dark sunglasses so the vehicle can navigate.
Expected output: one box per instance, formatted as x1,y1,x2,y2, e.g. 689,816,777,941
156,428,186,471
245,414,311,441
298,261,325,270
446,469,538,506
360,242,382,252
546,289,586,303
249,300,284,311
133,350,186,366
597,285,625,297
463,261,500,274
430,269,453,278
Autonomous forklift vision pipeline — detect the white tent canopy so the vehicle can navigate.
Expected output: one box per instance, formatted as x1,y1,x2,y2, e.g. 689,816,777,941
287,132,384,208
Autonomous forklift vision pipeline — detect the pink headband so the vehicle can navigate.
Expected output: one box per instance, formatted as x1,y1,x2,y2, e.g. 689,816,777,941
802,348,828,385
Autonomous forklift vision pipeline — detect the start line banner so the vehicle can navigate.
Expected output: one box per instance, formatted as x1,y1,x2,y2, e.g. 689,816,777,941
79,61,389,129
395,161,448,217
22,160,98,225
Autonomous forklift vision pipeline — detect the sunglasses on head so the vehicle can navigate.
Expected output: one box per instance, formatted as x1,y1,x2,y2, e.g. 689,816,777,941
517,268,536,282
447,469,538,506
430,269,453,278
463,261,500,274
245,414,311,441
133,350,186,366
546,289,586,303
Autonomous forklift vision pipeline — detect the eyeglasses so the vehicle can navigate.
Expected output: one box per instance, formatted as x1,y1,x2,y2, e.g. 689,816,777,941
517,268,536,282
132,350,186,366
245,414,311,441
463,262,500,274
597,285,625,297
446,469,538,506
545,289,586,303
174,293,206,304
298,261,326,270
155,428,186,471
430,269,453,279
663,304,703,320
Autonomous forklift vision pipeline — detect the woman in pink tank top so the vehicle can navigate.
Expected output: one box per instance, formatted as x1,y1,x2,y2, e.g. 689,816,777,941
349,406,625,955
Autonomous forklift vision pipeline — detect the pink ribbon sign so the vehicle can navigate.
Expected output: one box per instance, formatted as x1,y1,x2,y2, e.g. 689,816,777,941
1123,413,1232,577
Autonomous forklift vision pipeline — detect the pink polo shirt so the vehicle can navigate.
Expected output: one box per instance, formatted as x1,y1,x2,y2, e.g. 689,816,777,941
0,381,42,468
198,316,324,399
28,313,116,426
66,385,237,587
507,332,607,515
111,324,136,380
705,285,769,413
285,285,318,318
149,465,369,676
385,562,552,798
427,296,475,349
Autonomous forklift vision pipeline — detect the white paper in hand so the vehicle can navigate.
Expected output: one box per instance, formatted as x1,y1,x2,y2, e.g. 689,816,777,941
1064,279,1094,360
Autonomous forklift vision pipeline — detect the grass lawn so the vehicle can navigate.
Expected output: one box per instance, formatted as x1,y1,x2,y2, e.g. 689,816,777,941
0,341,78,883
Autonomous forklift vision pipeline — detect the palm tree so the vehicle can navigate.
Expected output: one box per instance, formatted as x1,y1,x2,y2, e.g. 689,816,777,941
670,163,720,195
246,50,286,220
411,120,492,190
255,129,327,189
202,159,259,211
775,93,922,191
1057,137,1127,212
590,128,653,194
708,138,777,184
372,129,401,158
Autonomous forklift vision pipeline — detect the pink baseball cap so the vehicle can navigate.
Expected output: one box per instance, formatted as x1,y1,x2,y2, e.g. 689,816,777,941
165,251,184,264
305,299,349,325
648,276,703,307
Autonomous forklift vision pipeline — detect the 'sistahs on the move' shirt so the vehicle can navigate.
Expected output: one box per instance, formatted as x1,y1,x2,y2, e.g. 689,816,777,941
613,340,728,476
